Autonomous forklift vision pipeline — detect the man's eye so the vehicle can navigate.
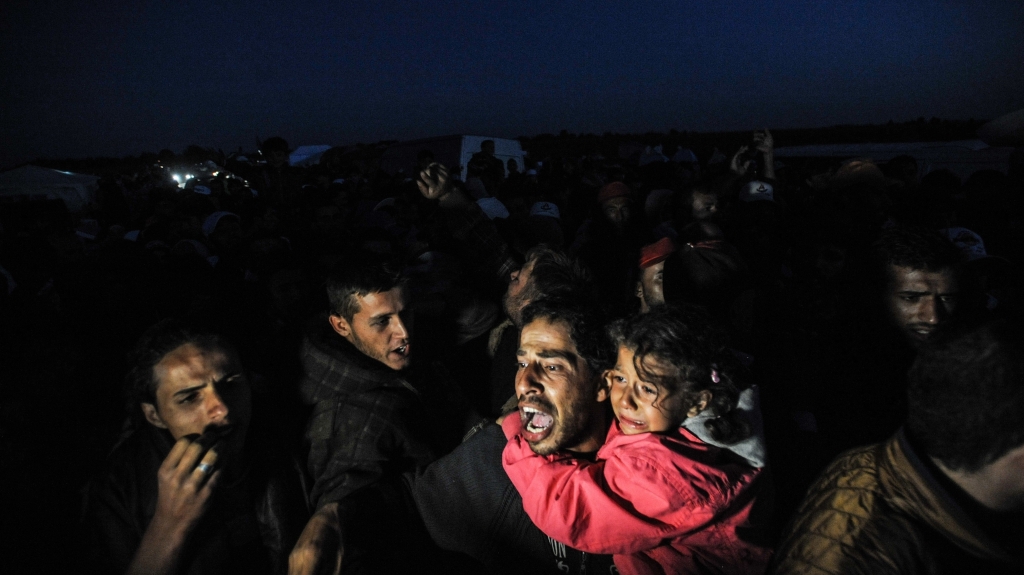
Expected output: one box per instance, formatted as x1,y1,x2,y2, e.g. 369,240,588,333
900,296,920,302
545,364,560,372
516,362,527,370
940,295,958,303
178,393,198,405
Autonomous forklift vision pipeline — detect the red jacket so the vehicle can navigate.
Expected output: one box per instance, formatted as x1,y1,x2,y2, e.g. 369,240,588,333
502,415,771,575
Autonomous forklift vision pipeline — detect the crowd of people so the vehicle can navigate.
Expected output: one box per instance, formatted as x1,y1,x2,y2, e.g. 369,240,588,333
2,132,1024,574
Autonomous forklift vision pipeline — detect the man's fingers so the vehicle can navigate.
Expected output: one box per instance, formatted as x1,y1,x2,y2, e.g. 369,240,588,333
199,469,221,498
175,440,208,479
162,437,195,471
189,448,219,487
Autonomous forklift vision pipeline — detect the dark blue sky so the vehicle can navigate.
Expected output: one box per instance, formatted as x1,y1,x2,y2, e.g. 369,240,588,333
3,0,1023,168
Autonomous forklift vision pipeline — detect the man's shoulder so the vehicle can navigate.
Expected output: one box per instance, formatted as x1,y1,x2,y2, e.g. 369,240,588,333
299,325,405,402
772,442,925,573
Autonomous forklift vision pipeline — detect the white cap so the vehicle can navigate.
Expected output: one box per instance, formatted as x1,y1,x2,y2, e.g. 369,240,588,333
530,201,560,219
739,180,775,203
202,211,239,237
476,197,510,219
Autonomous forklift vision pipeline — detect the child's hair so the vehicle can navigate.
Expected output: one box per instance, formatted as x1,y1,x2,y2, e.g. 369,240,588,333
608,305,751,444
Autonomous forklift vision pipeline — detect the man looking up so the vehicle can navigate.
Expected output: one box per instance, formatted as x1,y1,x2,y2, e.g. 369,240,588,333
772,320,1024,574
488,245,596,415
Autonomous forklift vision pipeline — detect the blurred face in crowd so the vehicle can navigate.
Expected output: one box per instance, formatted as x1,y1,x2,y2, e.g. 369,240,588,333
886,265,960,348
142,343,252,460
602,197,631,230
330,287,412,370
607,346,699,435
504,259,536,327
515,317,607,456
691,191,718,220
636,261,666,313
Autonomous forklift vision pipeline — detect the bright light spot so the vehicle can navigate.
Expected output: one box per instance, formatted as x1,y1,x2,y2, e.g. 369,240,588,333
172,174,181,182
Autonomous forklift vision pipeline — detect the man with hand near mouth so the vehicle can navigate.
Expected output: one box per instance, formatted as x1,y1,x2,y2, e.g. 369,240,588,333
85,321,320,575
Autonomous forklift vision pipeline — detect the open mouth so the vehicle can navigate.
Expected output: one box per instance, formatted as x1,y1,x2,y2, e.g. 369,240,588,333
520,404,555,442
617,415,648,433
390,344,410,359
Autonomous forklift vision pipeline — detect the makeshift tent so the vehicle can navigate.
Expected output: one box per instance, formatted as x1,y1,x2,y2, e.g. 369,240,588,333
289,145,334,167
0,165,98,213
977,109,1024,147
774,140,1014,181
379,135,525,179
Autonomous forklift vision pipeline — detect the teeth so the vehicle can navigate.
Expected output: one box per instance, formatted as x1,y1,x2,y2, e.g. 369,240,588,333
526,421,550,432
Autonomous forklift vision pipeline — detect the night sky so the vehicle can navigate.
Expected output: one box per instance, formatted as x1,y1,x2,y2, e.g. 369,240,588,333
3,0,1023,169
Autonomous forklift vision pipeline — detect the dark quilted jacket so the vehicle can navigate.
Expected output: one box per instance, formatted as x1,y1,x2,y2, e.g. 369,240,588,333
771,429,1020,575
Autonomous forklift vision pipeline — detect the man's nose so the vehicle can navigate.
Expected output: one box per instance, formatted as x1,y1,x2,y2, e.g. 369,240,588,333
515,364,543,396
205,389,229,422
919,297,942,325
392,317,410,340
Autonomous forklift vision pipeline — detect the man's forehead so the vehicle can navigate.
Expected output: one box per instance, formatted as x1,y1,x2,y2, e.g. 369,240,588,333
157,344,236,386
889,265,959,291
519,318,578,355
355,287,406,315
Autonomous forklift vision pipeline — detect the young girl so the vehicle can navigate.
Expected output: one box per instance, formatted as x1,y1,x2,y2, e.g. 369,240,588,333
502,305,771,575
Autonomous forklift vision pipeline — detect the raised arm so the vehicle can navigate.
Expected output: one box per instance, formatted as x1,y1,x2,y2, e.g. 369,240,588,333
417,162,518,292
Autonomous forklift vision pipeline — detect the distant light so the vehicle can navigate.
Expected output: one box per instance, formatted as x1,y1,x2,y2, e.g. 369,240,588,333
172,174,182,183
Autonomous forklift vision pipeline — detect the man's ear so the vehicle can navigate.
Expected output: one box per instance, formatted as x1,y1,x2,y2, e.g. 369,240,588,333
141,403,167,429
686,390,713,418
635,281,644,299
328,314,351,338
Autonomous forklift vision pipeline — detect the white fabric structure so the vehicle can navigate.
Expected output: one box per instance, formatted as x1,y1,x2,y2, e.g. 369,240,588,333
289,145,334,167
379,135,525,180
977,109,1024,147
0,165,98,212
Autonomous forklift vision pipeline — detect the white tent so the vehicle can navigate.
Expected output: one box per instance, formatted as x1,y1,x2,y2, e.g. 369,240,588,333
0,165,98,212
289,145,334,167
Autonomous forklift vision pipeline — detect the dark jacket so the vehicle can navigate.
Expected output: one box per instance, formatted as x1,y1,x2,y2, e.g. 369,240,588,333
300,318,473,510
771,429,1022,574
335,422,616,575
84,424,310,575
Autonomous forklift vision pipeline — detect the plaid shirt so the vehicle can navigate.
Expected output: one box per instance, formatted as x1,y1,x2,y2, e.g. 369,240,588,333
301,321,472,509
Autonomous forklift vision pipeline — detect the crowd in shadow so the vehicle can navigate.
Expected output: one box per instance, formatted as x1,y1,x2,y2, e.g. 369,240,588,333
2,133,1023,574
